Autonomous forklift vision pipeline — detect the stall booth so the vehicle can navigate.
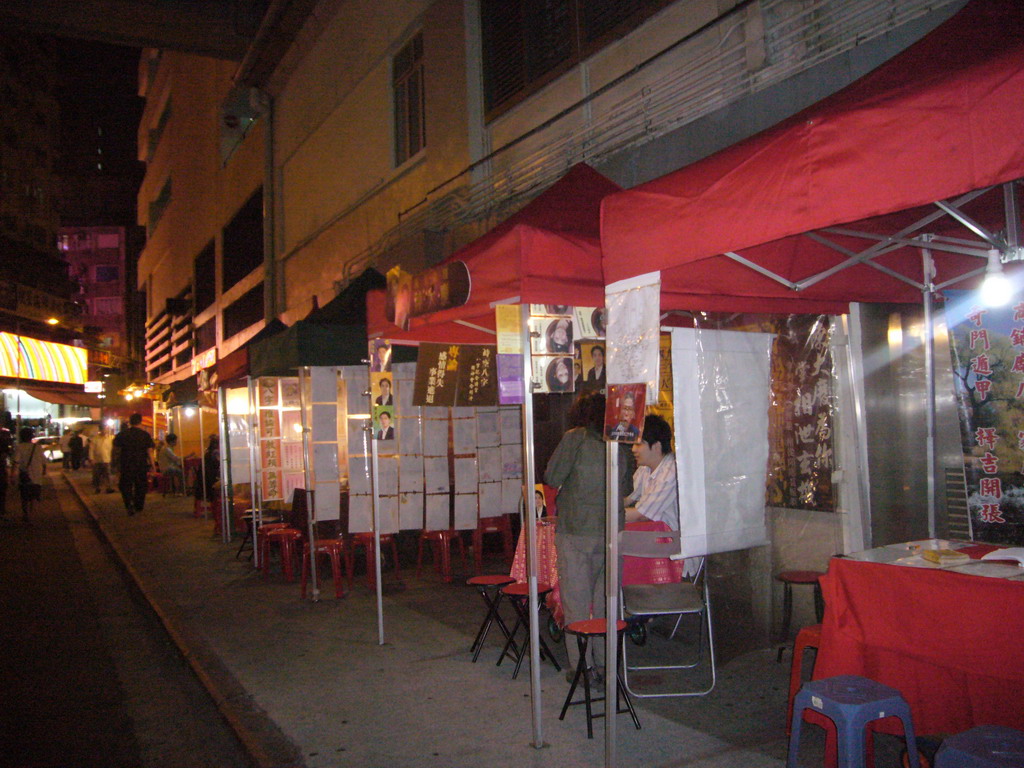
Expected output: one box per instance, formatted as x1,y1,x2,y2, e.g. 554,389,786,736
599,0,1024,750
367,163,623,747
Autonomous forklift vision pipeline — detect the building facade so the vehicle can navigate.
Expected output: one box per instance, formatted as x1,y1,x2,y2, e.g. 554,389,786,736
133,0,970,647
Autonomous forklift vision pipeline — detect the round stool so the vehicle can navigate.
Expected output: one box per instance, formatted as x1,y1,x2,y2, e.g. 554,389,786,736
787,675,919,768
466,575,516,662
301,538,352,599
259,527,302,581
559,618,641,739
775,570,825,661
497,581,561,679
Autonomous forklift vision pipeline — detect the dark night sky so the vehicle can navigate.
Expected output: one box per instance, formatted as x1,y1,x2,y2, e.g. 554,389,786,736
54,39,144,228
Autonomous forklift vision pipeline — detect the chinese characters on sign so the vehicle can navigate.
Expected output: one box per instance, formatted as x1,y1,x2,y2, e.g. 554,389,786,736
765,316,835,512
412,343,498,407
950,295,1024,544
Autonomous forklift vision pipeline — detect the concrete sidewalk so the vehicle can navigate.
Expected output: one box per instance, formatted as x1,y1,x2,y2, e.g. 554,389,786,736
63,469,801,768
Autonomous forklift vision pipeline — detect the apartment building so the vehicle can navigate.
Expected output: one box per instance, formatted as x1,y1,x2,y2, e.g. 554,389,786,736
135,0,965,385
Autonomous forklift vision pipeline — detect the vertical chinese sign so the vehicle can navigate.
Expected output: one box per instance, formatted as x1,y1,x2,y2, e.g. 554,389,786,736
949,296,1024,545
764,316,835,512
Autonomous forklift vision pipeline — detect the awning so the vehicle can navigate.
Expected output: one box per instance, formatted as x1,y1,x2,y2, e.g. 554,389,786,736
20,385,103,408
369,163,620,339
600,0,1024,313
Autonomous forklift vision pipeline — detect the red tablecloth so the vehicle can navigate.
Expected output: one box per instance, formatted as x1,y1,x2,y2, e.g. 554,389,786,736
814,555,1024,736
509,519,685,628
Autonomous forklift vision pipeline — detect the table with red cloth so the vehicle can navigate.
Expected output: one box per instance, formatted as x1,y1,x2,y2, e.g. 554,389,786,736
509,518,686,629
814,546,1024,737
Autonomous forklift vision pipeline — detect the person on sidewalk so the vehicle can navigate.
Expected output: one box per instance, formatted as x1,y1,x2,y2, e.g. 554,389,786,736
0,425,13,515
89,425,115,494
158,433,185,494
14,427,45,523
113,413,154,516
68,430,85,470
196,433,220,509
544,392,634,684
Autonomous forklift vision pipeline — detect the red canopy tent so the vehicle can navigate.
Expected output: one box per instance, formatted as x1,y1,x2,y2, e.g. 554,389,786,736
368,162,621,340
600,0,1024,313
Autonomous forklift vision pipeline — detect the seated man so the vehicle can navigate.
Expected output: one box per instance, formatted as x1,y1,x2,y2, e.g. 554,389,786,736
158,433,185,493
624,414,678,529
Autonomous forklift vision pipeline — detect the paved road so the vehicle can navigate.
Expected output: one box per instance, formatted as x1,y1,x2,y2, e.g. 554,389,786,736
0,475,253,768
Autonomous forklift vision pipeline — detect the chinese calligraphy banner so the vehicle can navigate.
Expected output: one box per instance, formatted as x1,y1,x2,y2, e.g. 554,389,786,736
412,343,498,407
949,293,1024,545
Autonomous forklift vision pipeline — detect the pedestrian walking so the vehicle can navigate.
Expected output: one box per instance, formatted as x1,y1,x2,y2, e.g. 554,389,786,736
14,427,45,523
113,413,154,516
68,430,85,470
89,425,115,493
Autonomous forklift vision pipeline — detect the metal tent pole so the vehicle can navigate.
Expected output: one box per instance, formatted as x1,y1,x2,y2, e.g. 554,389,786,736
605,441,619,767
921,244,937,539
520,304,544,748
299,367,318,600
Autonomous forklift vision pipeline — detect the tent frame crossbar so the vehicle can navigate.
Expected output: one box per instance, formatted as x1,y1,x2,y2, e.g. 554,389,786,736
718,184,1013,297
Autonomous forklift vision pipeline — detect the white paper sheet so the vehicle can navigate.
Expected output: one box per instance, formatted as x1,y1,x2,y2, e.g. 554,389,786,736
500,407,522,444
311,404,338,442
477,446,501,483
349,494,372,533
399,455,424,492
378,495,399,534
311,366,338,402
422,418,449,456
377,456,399,496
398,492,424,530
348,456,372,494
476,410,501,447
342,366,370,411
424,457,450,493
347,419,370,454
454,457,478,493
398,416,422,454
479,481,502,519
454,494,478,530
313,443,339,481
500,444,523,479
425,493,449,530
452,418,477,453
314,480,341,519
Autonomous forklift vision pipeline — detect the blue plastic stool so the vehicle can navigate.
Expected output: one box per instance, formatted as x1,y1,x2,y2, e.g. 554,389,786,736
787,675,919,768
935,725,1024,768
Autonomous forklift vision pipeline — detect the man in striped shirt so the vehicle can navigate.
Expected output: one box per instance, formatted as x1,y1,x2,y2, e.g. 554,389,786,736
624,414,679,530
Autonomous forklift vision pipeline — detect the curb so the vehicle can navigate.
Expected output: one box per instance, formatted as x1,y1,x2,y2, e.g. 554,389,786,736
63,473,305,768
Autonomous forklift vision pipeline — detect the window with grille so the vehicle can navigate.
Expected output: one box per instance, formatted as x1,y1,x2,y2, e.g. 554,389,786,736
222,189,263,293
393,32,425,166
480,0,671,117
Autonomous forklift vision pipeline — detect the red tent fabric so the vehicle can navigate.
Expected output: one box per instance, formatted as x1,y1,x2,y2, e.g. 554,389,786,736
368,163,621,341
600,0,1024,312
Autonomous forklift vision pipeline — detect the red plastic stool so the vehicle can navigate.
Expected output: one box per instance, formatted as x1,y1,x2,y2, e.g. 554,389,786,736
416,529,468,583
467,574,516,662
259,527,302,581
472,516,515,574
301,538,353,599
348,532,400,588
776,570,825,661
497,581,561,679
559,618,641,739
786,623,822,735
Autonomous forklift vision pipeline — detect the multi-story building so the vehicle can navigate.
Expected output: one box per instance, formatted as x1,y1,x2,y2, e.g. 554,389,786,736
0,32,79,342
58,225,129,366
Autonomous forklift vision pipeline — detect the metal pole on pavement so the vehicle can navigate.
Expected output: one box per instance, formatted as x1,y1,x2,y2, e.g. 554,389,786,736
605,441,619,767
520,303,544,748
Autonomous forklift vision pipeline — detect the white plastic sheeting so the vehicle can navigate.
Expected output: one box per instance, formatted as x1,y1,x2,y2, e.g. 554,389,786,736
672,327,773,558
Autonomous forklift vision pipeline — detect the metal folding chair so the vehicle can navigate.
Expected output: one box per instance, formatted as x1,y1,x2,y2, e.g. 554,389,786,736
619,530,716,698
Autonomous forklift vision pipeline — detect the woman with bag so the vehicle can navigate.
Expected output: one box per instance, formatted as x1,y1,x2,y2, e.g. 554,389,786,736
14,427,45,523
